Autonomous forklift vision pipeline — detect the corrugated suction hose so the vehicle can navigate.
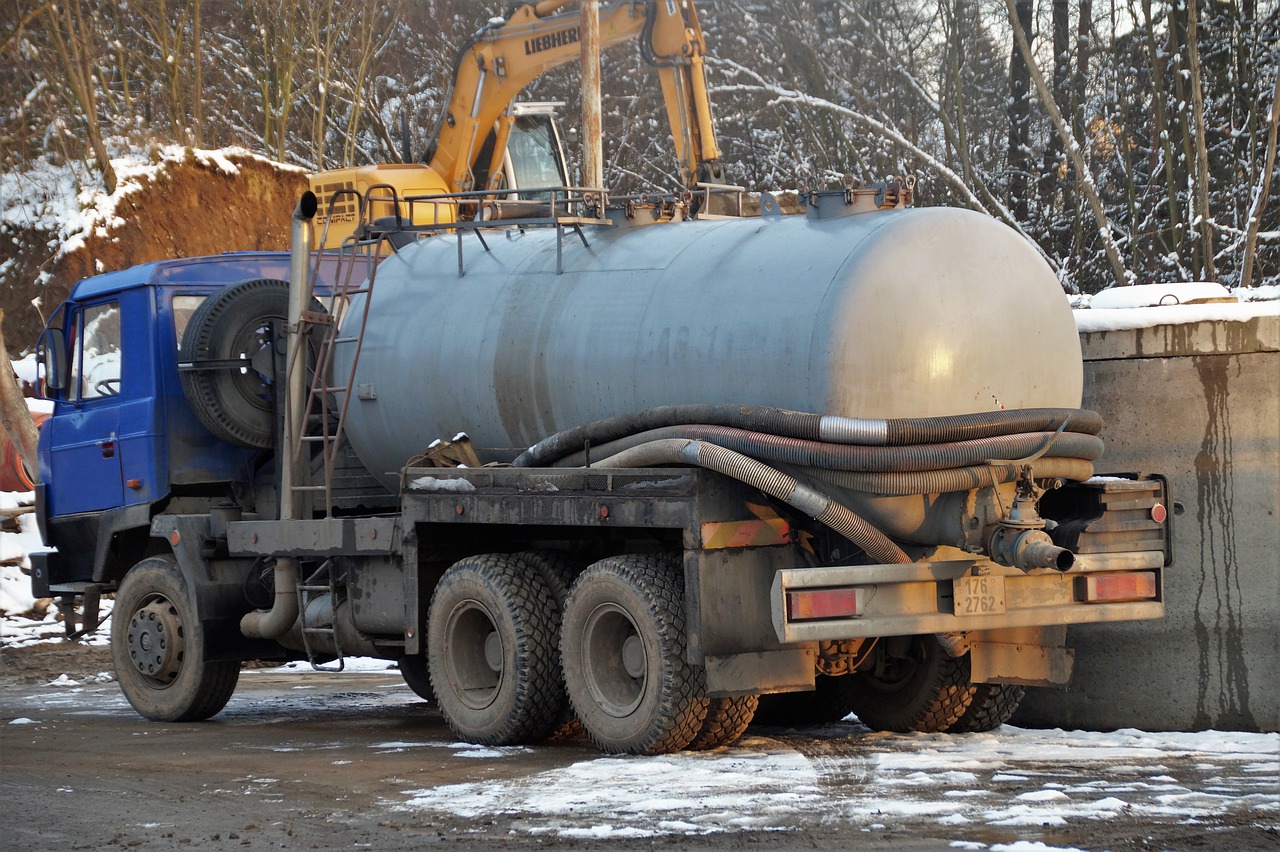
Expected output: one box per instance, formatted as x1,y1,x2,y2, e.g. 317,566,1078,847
591,439,911,565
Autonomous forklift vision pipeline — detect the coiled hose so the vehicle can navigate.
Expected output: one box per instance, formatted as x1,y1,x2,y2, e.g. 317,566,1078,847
514,405,1102,562
515,405,1101,467
545,425,1102,473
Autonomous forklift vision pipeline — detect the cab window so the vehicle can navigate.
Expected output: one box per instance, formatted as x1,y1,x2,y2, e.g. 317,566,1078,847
72,301,123,400
173,294,207,353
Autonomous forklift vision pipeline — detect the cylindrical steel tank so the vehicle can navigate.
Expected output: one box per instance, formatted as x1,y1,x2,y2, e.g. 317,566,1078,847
336,206,1082,486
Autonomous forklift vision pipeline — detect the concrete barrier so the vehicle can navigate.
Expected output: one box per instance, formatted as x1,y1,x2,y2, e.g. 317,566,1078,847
1015,306,1278,732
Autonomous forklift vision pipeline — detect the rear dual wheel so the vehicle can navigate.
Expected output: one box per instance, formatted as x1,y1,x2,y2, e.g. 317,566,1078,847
427,554,565,744
846,635,976,733
560,554,709,755
947,683,1026,733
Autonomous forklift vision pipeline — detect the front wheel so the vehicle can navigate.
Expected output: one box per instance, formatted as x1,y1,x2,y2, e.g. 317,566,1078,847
110,556,239,721
561,554,707,755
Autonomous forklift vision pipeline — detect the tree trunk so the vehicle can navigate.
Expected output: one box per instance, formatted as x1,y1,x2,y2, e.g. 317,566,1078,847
1240,73,1280,289
0,311,40,484
1040,0,1069,208
1006,0,1034,222
1003,0,1129,287
1186,0,1217,280
45,1,118,194
1140,0,1183,268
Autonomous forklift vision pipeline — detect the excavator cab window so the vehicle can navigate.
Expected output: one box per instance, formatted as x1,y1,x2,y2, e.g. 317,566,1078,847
472,110,568,197
508,114,565,192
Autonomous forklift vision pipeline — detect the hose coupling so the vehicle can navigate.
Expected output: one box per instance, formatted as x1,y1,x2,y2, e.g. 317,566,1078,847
989,525,1075,572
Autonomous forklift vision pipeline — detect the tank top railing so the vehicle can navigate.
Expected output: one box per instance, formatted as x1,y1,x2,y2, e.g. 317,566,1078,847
374,185,615,276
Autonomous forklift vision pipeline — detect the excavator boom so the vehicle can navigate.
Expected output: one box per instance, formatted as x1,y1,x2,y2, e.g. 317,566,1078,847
429,0,722,193
308,1,723,247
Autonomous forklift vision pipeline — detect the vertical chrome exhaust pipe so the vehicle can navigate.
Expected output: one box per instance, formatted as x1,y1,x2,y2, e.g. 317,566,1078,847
241,192,317,641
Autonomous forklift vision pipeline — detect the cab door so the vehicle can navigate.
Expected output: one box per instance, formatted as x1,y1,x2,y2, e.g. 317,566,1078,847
46,299,125,515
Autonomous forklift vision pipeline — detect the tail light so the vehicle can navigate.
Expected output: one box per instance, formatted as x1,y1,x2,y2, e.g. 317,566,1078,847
1077,571,1158,603
785,588,863,621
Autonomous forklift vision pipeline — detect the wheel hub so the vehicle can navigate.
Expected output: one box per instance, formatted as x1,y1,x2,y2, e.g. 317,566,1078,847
484,631,503,671
583,604,647,718
125,597,186,686
444,601,503,711
622,635,645,678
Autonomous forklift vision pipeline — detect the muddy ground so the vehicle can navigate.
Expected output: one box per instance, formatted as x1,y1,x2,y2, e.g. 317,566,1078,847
1,640,1275,851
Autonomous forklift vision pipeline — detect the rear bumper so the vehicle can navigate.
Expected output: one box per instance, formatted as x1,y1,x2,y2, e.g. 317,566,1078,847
770,551,1165,644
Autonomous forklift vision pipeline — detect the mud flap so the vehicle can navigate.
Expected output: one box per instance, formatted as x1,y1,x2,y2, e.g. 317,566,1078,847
970,640,1075,687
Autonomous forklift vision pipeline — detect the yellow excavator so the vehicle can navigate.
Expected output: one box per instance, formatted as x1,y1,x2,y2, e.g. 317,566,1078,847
310,0,725,248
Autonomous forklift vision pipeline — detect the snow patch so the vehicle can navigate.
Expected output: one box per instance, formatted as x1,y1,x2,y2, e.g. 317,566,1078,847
407,476,476,493
1074,299,1279,333
1090,281,1232,308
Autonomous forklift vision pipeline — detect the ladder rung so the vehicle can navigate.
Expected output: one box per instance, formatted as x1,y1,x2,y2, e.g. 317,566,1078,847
299,435,327,442
333,337,359,344
290,485,327,491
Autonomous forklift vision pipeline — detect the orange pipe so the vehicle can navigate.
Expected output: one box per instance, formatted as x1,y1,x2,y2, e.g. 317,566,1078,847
1,411,48,492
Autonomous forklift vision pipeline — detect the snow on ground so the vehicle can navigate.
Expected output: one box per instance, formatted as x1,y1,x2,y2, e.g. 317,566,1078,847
0,490,53,619
391,725,1279,840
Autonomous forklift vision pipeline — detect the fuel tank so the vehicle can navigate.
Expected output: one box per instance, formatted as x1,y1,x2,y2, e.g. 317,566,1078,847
336,206,1082,486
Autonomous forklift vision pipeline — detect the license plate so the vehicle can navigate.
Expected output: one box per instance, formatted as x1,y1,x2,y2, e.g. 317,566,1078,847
953,575,1006,616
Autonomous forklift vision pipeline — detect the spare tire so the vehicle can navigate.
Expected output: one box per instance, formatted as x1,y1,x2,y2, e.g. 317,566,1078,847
179,278,324,449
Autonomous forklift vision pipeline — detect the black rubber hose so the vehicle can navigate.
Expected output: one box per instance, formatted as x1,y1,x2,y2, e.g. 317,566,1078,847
882,409,1103,445
551,424,1103,473
516,404,823,467
793,458,1096,496
514,405,1102,466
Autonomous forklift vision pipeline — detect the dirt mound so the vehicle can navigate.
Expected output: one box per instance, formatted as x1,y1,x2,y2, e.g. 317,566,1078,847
0,640,113,685
0,151,308,351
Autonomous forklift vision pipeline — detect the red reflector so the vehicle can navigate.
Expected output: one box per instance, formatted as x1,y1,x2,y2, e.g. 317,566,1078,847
1081,572,1158,603
786,588,863,621
1151,503,1168,523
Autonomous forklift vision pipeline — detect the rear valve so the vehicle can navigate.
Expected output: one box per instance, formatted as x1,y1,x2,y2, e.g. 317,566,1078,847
988,466,1075,572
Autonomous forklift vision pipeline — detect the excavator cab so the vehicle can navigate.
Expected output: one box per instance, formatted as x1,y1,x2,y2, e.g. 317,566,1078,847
310,103,570,249
472,102,571,197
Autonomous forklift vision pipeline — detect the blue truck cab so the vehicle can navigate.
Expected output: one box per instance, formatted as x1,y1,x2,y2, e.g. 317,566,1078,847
32,253,299,598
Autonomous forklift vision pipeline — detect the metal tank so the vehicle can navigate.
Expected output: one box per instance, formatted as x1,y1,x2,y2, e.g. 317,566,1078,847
336,205,1082,487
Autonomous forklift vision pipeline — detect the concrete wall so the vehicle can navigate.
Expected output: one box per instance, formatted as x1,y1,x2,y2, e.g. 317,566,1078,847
1015,313,1279,732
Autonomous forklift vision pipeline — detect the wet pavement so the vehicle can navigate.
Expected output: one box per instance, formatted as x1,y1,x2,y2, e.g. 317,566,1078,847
1,667,1276,851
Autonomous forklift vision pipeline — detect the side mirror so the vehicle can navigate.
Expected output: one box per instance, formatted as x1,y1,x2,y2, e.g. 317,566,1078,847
38,326,68,393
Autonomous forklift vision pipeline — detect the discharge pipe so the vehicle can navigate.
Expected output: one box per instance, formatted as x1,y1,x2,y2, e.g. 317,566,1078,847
242,191,317,640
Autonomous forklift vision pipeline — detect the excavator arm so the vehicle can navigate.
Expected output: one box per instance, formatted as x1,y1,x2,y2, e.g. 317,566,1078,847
428,0,723,193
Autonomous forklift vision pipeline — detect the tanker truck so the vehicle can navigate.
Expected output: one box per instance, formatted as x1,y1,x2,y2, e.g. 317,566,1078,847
28,0,1170,755
29,179,1170,754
